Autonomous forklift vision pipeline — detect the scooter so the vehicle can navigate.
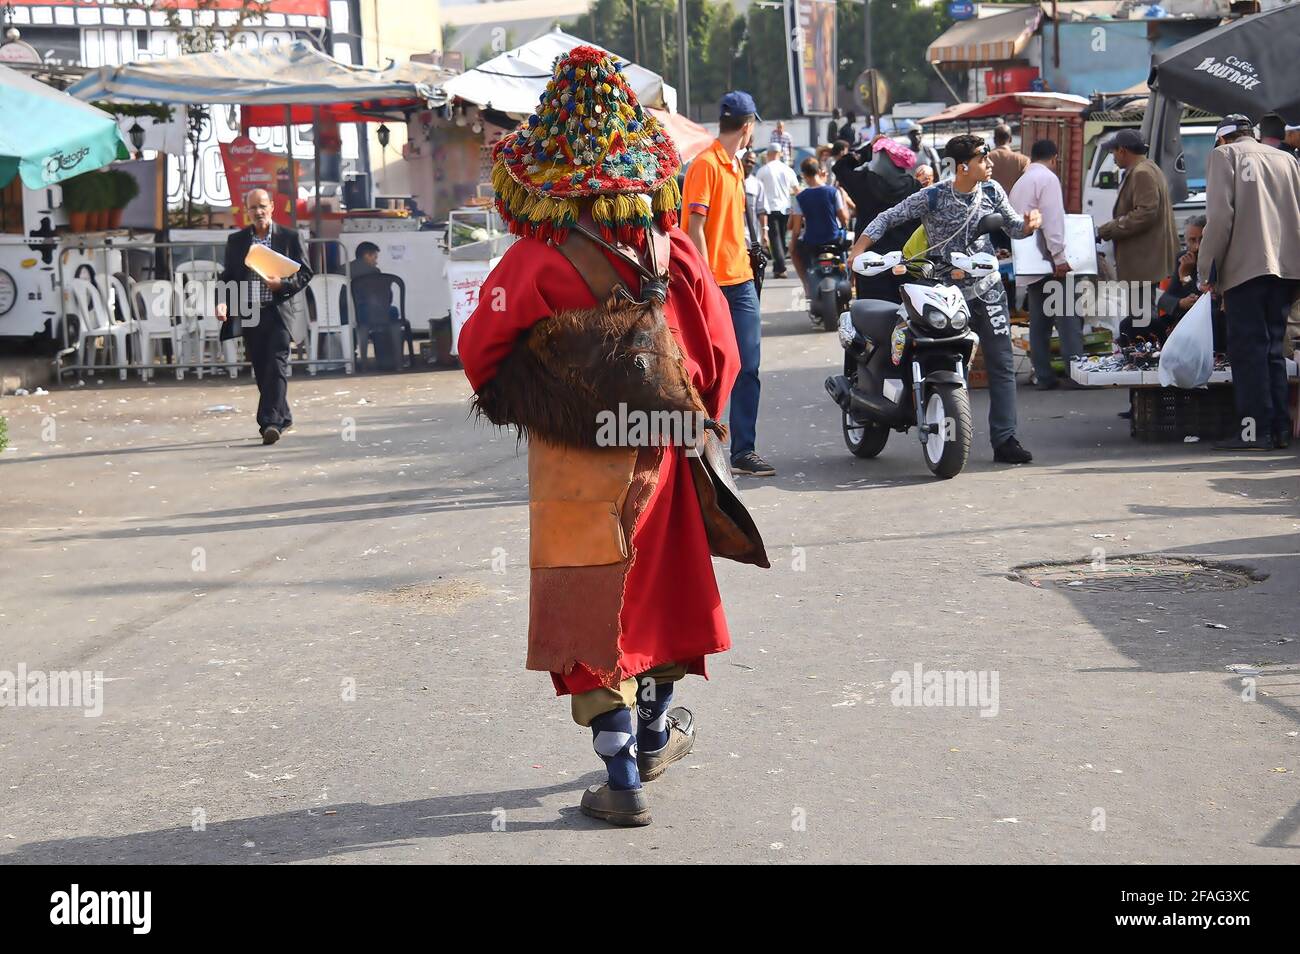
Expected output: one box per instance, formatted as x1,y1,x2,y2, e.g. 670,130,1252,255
805,237,852,332
823,213,1004,479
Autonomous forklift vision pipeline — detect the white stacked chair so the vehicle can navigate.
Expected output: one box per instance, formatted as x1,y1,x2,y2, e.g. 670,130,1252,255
131,279,185,380
173,260,223,377
306,274,353,374
68,277,140,381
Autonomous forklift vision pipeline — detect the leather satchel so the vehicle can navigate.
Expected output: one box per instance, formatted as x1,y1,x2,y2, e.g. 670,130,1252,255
686,429,770,568
559,226,769,569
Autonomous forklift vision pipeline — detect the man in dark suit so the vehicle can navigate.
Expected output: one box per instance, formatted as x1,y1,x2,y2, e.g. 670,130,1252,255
215,188,312,444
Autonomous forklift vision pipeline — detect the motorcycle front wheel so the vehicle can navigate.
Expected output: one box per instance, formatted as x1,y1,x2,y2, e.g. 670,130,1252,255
922,384,972,479
843,408,890,458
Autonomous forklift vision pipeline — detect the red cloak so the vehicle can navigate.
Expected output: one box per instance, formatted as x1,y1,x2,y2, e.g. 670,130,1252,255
459,227,741,695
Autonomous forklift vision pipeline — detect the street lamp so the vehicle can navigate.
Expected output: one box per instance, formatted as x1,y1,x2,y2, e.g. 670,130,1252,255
376,123,390,149
128,121,145,157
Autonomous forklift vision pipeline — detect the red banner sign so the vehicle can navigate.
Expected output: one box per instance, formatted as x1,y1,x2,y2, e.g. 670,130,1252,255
219,136,300,228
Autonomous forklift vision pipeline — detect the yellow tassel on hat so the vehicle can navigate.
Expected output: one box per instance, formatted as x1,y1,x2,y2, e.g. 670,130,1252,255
652,176,681,215
591,195,616,229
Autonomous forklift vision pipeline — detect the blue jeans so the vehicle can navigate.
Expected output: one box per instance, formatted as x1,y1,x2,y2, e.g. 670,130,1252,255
968,285,1017,448
1026,278,1083,384
722,280,762,460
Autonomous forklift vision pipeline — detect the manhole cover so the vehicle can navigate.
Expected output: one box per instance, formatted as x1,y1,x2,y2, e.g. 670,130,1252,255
1011,556,1263,593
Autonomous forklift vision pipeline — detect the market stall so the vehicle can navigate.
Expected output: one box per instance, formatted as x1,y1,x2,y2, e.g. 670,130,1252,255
1071,350,1299,441
53,42,448,377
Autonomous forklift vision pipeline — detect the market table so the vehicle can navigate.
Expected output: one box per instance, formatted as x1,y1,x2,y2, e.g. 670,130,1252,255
1070,358,1300,441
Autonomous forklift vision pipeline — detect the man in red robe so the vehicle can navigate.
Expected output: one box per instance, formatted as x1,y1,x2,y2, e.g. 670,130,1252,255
458,46,743,827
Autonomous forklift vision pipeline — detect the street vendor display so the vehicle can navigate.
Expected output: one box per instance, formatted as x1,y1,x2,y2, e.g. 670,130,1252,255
458,46,767,827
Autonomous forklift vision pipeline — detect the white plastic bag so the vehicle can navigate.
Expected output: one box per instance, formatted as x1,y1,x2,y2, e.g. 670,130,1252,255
1157,293,1214,388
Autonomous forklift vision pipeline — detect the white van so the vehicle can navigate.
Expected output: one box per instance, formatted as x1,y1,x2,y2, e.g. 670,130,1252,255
1083,125,1215,253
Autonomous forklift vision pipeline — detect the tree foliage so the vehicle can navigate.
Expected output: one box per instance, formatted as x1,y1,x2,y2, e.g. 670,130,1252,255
574,0,951,120
836,0,952,106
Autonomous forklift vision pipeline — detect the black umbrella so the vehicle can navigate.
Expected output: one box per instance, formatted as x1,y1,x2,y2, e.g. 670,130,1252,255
1149,5,1300,124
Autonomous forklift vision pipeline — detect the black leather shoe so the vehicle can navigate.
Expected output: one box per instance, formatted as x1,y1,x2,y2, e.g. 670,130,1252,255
262,426,281,446
638,707,695,782
1275,432,1292,450
993,437,1033,464
580,784,651,827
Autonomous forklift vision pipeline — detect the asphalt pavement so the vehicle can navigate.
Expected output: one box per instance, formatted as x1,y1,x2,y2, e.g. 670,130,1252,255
0,276,1296,863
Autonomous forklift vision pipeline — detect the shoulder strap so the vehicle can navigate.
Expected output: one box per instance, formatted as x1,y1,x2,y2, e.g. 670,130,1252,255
981,182,999,202
556,227,671,304
926,185,940,212
557,231,626,303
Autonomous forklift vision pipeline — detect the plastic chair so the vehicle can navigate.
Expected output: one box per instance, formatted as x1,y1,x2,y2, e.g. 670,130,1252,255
108,274,150,379
193,280,239,379
174,259,221,283
68,277,139,381
172,274,238,379
306,274,354,374
350,272,412,372
132,279,186,380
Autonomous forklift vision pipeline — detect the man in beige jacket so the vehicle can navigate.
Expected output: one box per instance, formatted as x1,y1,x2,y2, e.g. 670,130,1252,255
1097,129,1178,285
1198,115,1300,451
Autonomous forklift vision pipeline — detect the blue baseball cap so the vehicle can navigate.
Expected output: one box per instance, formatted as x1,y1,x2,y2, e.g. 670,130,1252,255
720,90,761,122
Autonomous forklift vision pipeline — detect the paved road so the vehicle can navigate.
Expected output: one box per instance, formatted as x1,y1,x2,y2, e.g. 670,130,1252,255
1,281,1297,863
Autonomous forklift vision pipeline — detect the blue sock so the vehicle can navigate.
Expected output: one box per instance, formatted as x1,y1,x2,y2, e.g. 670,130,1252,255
636,679,674,753
591,707,640,791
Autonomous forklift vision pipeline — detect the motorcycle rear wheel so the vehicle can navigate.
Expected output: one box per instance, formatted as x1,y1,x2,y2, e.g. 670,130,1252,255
818,288,840,331
922,384,972,479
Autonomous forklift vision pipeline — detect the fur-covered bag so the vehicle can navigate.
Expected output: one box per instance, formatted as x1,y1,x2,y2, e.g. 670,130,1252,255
472,228,713,447
472,293,708,447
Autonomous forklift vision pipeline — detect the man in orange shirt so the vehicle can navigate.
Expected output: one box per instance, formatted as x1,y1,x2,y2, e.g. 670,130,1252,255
682,91,774,477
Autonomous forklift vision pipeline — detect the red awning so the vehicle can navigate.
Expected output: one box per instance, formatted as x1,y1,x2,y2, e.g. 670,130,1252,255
242,99,422,127
919,92,1089,125
648,108,712,163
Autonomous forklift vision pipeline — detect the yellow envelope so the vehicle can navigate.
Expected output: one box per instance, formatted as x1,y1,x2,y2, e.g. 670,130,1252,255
245,242,301,281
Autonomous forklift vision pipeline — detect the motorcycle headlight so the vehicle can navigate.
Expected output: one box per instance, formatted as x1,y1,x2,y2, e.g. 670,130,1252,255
950,308,969,330
924,306,949,330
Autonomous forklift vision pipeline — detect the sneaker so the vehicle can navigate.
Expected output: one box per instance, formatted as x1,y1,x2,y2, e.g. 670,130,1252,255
1213,435,1274,451
1117,410,1133,420
638,707,695,783
993,437,1033,464
579,784,652,827
262,425,281,446
731,452,776,477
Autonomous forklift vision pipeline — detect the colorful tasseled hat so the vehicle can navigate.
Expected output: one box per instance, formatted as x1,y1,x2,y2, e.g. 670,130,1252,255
490,45,682,245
